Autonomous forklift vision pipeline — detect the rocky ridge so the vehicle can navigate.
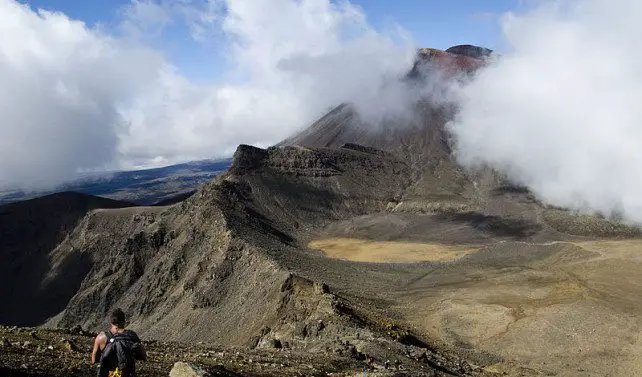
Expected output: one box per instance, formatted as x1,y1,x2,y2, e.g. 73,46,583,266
1,45,639,376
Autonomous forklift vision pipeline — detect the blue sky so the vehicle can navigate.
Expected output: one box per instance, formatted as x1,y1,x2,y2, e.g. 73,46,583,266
22,0,521,82
352,1,520,50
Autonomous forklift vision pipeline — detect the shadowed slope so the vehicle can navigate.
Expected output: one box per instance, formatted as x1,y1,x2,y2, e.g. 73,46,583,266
0,192,134,325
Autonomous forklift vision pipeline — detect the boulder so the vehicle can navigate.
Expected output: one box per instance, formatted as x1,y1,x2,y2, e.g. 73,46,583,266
313,281,329,294
61,339,80,353
169,362,210,377
268,338,282,349
70,324,83,334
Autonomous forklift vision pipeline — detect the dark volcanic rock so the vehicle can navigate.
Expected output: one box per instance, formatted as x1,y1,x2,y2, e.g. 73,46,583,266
231,144,270,174
446,44,493,58
412,47,487,77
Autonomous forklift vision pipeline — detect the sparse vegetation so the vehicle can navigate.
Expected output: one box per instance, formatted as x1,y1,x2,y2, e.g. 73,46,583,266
543,208,642,237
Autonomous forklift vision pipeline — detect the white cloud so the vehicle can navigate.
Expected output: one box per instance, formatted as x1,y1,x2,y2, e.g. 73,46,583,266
0,0,416,190
180,0,222,41
448,0,642,222
119,0,173,38
118,0,223,41
0,0,165,189
117,0,415,164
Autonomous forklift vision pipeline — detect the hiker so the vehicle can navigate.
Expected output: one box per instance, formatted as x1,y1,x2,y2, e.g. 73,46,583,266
91,308,146,377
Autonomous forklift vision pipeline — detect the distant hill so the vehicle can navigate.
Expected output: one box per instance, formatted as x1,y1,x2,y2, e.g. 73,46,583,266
0,159,231,206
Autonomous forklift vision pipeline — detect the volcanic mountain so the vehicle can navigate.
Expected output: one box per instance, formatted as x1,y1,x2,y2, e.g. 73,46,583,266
2,45,641,377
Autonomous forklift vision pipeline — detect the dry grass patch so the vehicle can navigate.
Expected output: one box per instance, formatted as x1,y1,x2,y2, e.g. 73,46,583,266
309,238,479,263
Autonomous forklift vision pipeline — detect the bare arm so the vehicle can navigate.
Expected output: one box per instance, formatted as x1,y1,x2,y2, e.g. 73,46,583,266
91,332,107,364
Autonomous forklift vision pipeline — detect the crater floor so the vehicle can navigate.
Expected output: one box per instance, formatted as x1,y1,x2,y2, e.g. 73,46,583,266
307,231,642,376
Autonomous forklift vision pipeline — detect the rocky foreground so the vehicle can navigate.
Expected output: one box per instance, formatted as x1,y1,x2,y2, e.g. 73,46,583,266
0,326,493,377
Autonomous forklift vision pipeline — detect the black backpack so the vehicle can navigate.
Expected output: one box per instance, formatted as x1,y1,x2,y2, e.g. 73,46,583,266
97,330,142,377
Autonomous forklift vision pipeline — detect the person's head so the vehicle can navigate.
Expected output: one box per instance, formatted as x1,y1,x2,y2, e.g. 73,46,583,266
109,308,126,330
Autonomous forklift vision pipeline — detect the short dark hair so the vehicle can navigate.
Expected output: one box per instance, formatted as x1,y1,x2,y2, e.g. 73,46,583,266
109,308,126,328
